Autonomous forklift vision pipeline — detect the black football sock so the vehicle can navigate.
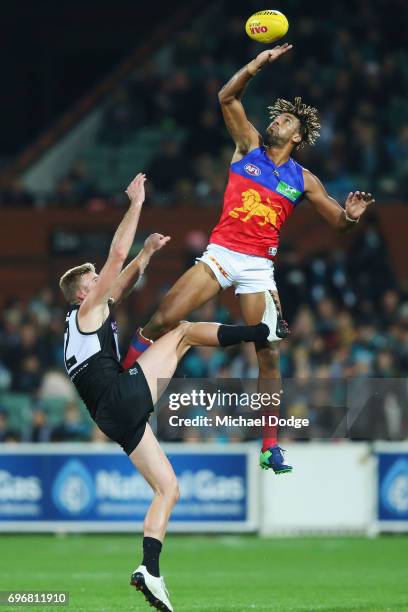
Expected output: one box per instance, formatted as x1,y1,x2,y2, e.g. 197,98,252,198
142,536,162,577
217,322,269,347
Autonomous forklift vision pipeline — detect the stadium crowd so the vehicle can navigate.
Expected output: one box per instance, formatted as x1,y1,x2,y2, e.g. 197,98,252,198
0,0,406,445
0,212,407,444
0,0,407,207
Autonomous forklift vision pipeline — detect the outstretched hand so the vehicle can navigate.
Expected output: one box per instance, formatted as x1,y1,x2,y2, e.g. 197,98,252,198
126,173,146,203
144,233,171,255
345,191,375,221
253,43,293,70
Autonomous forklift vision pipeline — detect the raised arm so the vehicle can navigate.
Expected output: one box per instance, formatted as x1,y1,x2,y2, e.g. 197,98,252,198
218,43,292,160
110,233,170,305
79,173,146,324
303,169,375,232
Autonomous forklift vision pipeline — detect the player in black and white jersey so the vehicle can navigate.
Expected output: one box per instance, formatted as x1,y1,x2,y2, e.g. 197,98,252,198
60,172,279,612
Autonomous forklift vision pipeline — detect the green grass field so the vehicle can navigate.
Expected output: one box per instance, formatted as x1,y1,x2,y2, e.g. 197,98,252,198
1,535,407,611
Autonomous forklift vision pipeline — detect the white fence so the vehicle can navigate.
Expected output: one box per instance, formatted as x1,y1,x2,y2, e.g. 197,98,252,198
260,442,375,535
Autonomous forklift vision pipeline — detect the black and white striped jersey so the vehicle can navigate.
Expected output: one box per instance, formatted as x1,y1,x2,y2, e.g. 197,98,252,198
63,304,122,416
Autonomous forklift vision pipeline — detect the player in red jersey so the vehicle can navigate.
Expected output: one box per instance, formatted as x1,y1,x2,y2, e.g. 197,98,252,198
123,44,374,473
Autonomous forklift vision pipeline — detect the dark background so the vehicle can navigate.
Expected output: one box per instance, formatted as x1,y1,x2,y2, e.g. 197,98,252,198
0,0,407,444
1,0,183,159
3,0,406,162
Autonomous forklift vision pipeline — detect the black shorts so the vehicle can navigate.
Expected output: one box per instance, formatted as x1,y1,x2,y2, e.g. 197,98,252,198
94,362,154,455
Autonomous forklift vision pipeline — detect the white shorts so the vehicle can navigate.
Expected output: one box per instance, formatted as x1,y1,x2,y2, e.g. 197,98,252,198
196,243,277,295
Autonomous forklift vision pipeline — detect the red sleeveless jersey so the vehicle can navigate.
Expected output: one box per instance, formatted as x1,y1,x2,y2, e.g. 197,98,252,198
210,146,305,259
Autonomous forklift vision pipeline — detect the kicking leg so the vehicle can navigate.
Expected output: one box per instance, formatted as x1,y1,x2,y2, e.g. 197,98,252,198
129,423,177,611
122,262,221,367
129,313,276,608
137,319,271,404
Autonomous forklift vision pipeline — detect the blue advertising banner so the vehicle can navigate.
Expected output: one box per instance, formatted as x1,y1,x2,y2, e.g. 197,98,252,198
0,444,258,532
377,451,408,527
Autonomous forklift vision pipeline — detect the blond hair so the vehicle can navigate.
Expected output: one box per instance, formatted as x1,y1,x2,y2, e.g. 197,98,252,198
59,263,96,304
268,96,321,150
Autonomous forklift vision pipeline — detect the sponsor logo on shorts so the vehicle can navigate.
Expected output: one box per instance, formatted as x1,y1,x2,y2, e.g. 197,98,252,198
244,163,261,176
129,367,138,376
209,255,229,280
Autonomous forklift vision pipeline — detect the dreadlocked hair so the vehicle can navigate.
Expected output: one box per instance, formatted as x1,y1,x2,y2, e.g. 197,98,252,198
267,96,321,150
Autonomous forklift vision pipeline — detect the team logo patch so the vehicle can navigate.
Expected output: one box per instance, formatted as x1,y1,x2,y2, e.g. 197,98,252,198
244,163,261,176
229,189,282,228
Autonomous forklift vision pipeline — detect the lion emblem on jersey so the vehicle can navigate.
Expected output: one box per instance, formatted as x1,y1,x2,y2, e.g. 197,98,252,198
229,189,283,227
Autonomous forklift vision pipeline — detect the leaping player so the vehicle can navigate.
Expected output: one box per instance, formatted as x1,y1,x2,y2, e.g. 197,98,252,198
60,173,279,612
122,44,374,474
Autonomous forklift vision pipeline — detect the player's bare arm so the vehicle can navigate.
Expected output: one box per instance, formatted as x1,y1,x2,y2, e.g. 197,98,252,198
218,43,292,160
78,173,147,331
111,233,171,306
303,169,375,232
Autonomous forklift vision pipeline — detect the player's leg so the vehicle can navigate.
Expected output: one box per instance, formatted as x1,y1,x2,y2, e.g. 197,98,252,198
128,315,274,611
239,290,292,474
129,422,177,611
131,423,179,544
128,314,275,609
137,318,272,404
122,262,222,367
